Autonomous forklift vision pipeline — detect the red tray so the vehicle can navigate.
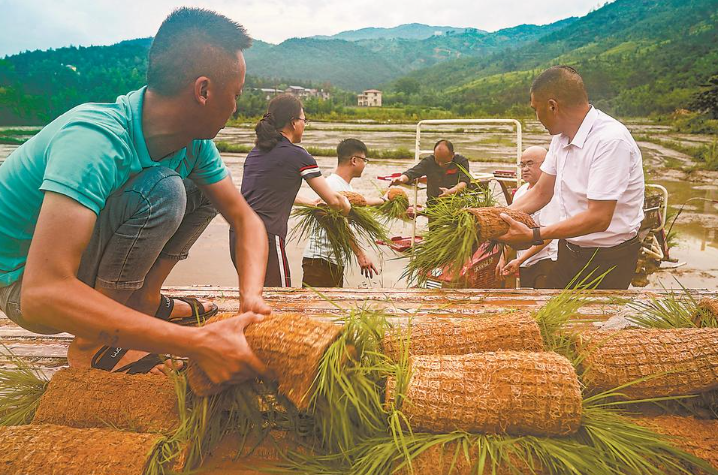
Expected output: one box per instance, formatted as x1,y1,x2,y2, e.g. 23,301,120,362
377,173,427,184
376,235,423,253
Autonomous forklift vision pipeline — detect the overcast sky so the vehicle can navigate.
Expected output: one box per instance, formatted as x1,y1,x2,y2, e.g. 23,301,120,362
0,0,608,58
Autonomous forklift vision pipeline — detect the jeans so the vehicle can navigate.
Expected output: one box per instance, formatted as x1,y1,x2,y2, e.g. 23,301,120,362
0,167,217,334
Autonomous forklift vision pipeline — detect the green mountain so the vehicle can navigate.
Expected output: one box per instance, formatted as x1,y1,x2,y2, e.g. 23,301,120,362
311,23,471,41
394,0,718,116
243,19,576,90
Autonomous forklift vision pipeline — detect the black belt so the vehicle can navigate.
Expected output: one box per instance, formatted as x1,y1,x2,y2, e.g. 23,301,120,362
564,235,639,259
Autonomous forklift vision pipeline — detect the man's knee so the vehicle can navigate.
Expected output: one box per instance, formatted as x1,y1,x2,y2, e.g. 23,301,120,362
121,167,187,228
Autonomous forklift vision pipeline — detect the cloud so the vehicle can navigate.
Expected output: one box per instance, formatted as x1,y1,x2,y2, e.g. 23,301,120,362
0,0,606,57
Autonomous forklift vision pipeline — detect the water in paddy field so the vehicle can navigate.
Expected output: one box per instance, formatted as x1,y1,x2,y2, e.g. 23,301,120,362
1,121,716,290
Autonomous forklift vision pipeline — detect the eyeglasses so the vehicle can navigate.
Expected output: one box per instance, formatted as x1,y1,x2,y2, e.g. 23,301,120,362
352,155,369,163
294,117,310,124
520,160,536,169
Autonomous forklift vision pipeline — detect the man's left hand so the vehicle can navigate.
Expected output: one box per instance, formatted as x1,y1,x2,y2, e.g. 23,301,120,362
438,187,452,198
495,213,533,249
502,259,521,276
240,294,271,315
357,253,379,279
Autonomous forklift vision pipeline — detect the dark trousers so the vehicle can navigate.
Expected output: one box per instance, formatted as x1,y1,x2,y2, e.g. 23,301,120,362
519,258,557,289
549,236,641,290
301,258,344,288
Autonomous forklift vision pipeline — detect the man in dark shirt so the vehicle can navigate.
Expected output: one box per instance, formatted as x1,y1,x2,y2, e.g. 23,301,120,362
391,139,471,205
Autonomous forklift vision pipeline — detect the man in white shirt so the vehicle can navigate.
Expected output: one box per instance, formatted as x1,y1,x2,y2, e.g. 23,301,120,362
495,146,559,288
498,66,644,289
301,139,383,287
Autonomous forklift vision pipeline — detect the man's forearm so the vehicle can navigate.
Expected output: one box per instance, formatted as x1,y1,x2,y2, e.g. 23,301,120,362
22,278,202,357
516,240,551,264
232,211,268,298
540,211,609,241
509,187,551,214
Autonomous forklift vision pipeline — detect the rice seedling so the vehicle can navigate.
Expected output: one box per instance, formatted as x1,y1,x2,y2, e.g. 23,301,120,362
626,281,714,328
291,196,389,266
0,345,48,426
404,187,529,285
376,187,410,222
308,308,395,454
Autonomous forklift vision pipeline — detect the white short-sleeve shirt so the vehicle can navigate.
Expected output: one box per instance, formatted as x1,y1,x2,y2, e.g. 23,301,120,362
540,107,645,247
302,173,352,265
514,182,559,267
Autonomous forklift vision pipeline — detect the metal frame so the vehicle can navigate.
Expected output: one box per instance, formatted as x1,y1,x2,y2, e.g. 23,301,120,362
644,183,668,233
410,119,523,247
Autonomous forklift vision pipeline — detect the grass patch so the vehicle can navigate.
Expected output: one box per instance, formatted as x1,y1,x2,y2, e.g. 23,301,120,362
635,134,718,170
627,283,717,328
213,141,254,153
0,346,49,426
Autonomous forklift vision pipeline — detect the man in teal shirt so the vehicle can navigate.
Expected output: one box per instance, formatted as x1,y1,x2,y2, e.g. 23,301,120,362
0,8,270,382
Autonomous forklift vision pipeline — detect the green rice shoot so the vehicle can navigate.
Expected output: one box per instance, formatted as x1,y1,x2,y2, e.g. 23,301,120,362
404,188,497,285
0,345,49,426
627,280,717,328
376,193,410,222
291,204,389,266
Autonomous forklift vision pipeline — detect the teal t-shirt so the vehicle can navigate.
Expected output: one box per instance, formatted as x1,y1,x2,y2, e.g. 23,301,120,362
0,86,228,287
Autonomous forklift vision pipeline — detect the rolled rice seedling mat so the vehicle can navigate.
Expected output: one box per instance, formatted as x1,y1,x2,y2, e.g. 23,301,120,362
188,313,343,409
339,190,368,207
387,187,408,202
698,298,718,316
201,430,310,475
393,441,544,475
32,367,179,434
465,207,536,242
386,352,583,436
381,312,544,362
631,416,718,473
579,328,718,399
0,423,180,475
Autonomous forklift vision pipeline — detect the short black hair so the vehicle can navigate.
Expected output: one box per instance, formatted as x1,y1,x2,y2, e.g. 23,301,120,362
147,7,252,96
434,139,454,154
530,65,588,107
337,138,368,164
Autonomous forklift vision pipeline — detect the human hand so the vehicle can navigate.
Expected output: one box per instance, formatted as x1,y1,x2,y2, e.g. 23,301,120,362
192,312,269,385
495,213,533,250
502,259,521,277
340,195,351,216
438,187,451,197
240,294,271,315
494,254,505,280
357,253,379,279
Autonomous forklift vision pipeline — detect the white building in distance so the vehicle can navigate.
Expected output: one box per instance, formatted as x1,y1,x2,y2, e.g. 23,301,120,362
357,89,382,107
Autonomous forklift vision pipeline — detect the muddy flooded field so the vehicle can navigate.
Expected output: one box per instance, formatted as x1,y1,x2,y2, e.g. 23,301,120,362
1,120,716,290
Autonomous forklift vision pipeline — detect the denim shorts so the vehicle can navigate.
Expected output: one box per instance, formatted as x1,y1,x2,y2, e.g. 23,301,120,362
1,166,217,333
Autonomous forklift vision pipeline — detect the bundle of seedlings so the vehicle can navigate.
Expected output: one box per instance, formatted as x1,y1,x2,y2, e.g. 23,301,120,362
0,423,183,475
32,367,180,434
0,346,48,426
628,285,718,329
376,187,410,222
405,202,534,285
579,328,718,399
291,191,388,266
187,312,344,409
384,351,584,437
381,311,544,362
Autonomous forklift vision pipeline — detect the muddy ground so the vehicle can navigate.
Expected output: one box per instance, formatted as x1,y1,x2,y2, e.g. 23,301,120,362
1,120,716,289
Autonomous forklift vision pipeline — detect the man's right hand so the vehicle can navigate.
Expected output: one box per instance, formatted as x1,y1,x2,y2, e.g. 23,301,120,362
390,175,408,186
192,312,269,385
